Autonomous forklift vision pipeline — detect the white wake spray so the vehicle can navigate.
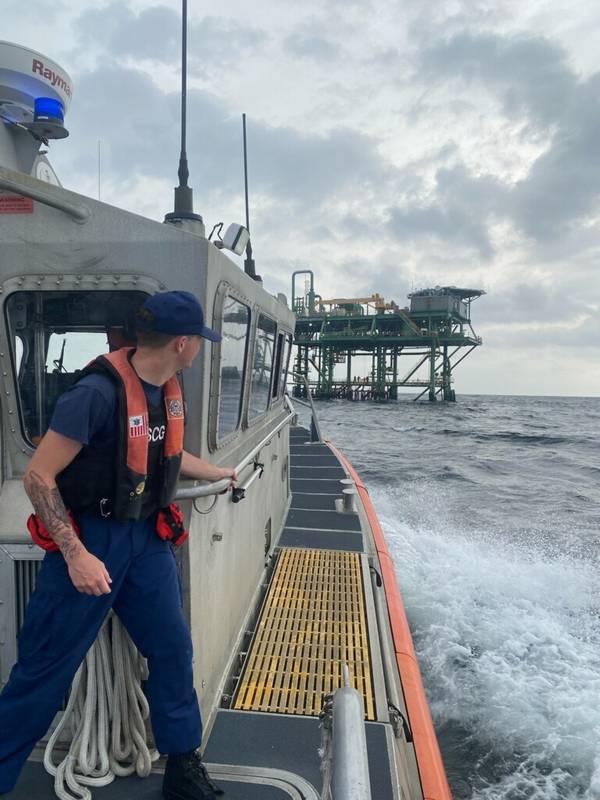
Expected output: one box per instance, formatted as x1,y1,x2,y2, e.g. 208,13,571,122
373,484,600,800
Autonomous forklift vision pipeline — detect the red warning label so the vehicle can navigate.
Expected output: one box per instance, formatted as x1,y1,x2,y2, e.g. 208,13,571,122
0,193,34,214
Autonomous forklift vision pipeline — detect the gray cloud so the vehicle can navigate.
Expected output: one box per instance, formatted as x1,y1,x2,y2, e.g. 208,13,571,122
420,32,576,128
58,63,390,213
284,30,339,62
479,279,598,326
407,2,526,53
479,316,600,350
385,163,508,259
246,123,386,206
435,163,508,218
347,262,412,307
340,213,380,240
387,204,494,259
74,3,267,68
5,0,65,14
415,30,600,245
281,9,366,64
511,73,600,239
68,8,600,264
74,4,175,60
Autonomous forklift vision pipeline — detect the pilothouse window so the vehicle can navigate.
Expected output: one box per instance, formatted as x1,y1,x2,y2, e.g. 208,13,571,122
272,333,284,400
280,333,292,397
248,314,275,420
217,296,250,440
6,291,146,445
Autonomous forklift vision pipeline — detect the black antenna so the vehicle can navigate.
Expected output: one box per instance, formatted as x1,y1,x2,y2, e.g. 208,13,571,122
165,0,203,227
242,113,260,281
243,114,251,232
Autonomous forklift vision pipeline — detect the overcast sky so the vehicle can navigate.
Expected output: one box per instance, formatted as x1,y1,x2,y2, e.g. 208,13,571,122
4,0,600,396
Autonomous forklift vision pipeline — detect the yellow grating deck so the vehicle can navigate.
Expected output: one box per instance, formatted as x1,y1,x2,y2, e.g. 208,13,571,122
233,548,375,720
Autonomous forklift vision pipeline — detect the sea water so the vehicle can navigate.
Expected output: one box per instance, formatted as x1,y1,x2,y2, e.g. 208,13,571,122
313,395,600,800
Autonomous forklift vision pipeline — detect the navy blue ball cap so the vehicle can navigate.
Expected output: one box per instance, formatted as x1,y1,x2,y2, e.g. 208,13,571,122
136,291,222,342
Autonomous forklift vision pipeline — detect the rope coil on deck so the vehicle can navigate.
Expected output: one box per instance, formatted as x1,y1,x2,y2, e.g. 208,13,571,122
43,613,158,800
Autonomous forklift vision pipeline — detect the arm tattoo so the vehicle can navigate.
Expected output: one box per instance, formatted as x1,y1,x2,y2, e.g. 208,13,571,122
24,470,83,562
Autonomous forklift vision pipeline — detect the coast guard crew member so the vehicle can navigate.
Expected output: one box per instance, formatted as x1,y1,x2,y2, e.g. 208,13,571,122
0,291,236,800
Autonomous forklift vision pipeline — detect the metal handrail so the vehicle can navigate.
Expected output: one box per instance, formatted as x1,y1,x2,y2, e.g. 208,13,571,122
291,372,322,442
174,405,295,500
0,167,91,224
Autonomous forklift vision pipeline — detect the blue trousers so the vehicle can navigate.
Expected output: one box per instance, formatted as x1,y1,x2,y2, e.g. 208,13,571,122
0,516,202,794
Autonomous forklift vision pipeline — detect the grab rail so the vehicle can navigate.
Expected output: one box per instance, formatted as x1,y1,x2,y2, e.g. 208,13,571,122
174,404,295,501
291,372,322,442
0,167,91,224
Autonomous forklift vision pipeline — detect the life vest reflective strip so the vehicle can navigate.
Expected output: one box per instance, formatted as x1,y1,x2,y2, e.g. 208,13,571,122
97,348,184,475
163,381,185,458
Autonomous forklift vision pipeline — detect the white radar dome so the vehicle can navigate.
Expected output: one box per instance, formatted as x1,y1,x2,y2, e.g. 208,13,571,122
0,41,72,138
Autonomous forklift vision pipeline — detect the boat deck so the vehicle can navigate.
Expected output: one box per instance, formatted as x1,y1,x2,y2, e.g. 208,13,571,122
233,547,376,719
6,427,400,800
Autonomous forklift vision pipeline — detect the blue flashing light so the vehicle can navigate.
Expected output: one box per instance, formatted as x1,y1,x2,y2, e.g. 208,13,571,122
34,97,64,123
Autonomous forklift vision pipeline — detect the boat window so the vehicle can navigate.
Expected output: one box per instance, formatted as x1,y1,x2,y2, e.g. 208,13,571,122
5,291,146,445
270,332,292,401
217,296,250,440
279,333,293,397
248,313,276,420
271,333,284,400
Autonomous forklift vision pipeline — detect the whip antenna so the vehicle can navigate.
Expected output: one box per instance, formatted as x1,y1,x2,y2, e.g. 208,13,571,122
165,0,204,231
242,113,260,281
243,113,250,234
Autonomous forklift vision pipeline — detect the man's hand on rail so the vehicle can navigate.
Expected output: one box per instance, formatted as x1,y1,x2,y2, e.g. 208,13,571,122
217,466,238,488
180,450,237,487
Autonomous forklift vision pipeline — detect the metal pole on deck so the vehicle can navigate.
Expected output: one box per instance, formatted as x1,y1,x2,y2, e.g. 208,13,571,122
331,666,372,800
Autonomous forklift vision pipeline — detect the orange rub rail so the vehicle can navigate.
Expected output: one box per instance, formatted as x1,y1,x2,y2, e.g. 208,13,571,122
326,440,452,800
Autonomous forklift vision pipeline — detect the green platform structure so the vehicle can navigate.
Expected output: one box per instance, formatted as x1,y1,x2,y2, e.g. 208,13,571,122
291,270,484,402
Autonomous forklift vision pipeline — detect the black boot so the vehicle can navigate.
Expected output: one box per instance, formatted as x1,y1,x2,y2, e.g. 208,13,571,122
163,749,224,799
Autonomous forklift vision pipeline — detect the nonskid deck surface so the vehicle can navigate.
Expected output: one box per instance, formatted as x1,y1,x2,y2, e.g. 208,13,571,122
5,762,288,799
285,432,364,552
204,711,396,800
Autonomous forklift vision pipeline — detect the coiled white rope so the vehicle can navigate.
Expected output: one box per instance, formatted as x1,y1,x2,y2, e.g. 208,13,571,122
43,612,159,800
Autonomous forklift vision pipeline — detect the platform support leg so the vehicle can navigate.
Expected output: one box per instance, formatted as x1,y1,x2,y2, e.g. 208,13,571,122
442,345,455,401
428,342,437,402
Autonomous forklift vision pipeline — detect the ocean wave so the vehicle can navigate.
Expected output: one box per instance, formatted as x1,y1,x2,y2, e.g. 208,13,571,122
435,428,572,445
475,431,570,445
372,486,600,800
391,425,429,433
313,396,600,798
436,465,476,483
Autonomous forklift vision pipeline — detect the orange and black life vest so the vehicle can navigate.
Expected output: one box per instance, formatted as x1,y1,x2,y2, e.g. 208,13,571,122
56,348,184,521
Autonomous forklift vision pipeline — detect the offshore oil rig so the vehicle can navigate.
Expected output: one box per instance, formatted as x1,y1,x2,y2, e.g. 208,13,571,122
292,271,484,401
